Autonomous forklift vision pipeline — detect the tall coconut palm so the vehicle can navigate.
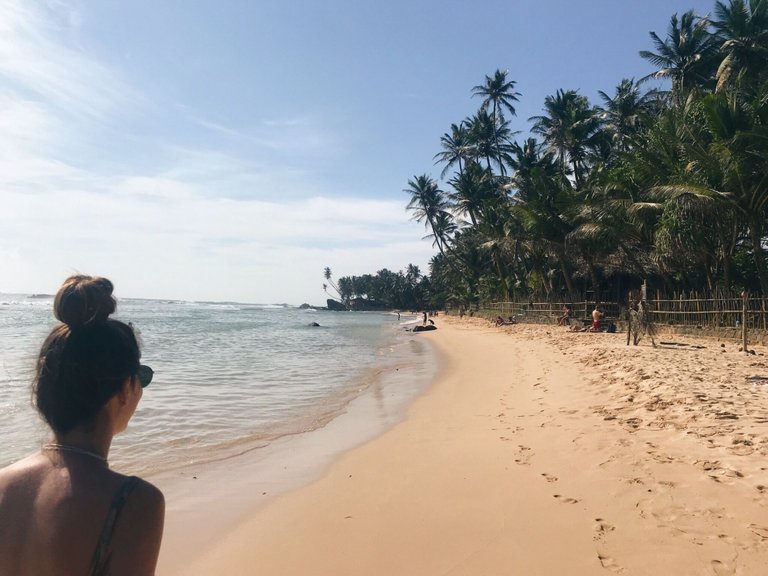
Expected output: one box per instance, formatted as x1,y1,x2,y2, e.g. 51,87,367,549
652,88,768,292
597,78,661,155
712,0,768,92
476,200,521,299
465,110,515,173
423,209,458,254
472,70,521,175
529,89,602,187
639,10,719,101
472,69,521,121
405,175,450,256
434,122,470,178
447,161,500,226
509,141,578,295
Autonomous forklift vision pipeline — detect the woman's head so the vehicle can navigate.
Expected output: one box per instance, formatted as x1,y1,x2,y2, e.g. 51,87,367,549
34,275,142,435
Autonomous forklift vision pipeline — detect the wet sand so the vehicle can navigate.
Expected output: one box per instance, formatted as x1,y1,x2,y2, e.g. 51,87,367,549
158,316,768,575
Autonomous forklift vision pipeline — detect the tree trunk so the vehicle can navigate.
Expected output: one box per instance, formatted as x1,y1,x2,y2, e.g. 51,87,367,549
588,261,600,304
492,253,510,299
556,246,576,296
749,216,768,294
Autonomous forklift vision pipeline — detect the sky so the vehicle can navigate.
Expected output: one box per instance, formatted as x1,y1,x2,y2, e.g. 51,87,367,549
0,0,716,305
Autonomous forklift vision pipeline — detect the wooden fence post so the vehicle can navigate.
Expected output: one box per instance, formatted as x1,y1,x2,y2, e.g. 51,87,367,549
742,291,749,354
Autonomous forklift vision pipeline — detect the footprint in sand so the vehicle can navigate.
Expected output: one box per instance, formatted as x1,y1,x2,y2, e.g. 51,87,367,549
717,533,736,545
514,445,533,465
596,552,624,573
728,444,755,456
711,559,735,576
553,494,580,504
540,473,558,482
749,524,768,540
593,519,616,541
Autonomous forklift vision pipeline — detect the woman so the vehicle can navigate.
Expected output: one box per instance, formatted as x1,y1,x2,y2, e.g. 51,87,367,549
0,275,164,576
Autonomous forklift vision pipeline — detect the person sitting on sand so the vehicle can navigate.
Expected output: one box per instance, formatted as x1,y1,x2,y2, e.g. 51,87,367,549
0,275,165,576
557,304,573,326
589,305,604,332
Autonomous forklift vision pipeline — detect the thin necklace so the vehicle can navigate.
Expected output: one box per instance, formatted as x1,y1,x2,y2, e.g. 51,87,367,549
43,443,108,465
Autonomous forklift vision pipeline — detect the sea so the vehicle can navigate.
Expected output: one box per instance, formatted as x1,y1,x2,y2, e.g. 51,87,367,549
0,294,435,476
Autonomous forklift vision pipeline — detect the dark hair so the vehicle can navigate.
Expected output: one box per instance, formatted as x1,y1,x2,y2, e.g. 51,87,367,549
33,275,141,434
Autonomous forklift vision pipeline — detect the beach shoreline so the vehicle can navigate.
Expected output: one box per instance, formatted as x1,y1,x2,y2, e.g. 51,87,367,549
153,322,438,574
158,316,768,575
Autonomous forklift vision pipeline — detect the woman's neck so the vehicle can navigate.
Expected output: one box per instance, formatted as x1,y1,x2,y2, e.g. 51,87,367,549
53,428,113,461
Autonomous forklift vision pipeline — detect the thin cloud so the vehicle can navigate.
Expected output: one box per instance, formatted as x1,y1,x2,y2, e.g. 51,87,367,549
0,180,433,303
0,1,142,121
196,114,344,155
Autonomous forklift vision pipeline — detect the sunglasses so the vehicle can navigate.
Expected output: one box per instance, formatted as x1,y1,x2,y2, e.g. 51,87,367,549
137,364,154,388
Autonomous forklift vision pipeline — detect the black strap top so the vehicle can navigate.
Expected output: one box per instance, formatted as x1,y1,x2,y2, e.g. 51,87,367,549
88,476,140,576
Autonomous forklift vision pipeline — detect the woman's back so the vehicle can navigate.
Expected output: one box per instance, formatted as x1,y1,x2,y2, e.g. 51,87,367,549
0,453,164,576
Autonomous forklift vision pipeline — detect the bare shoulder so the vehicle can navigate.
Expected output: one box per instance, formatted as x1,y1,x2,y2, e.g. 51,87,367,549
107,477,165,576
121,477,165,532
129,478,165,512
0,454,46,493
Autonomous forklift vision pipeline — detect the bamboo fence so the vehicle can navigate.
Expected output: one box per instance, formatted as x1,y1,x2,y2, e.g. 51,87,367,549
478,291,768,332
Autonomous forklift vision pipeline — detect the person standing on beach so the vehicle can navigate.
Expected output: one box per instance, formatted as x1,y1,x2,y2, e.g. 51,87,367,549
0,275,165,576
589,304,604,332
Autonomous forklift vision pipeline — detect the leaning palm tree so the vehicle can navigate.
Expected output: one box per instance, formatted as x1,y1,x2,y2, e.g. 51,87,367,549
639,10,720,101
404,174,450,256
423,209,458,255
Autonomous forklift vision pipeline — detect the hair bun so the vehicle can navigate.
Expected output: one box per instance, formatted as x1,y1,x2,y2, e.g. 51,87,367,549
54,275,117,328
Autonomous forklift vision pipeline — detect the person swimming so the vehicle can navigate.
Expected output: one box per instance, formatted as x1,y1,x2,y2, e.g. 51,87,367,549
0,275,165,576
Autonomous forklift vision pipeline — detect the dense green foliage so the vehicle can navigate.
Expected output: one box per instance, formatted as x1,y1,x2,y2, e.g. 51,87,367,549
324,266,432,310
401,0,768,309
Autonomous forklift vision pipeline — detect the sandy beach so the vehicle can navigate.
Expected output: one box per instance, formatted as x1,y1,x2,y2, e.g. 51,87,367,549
157,316,768,575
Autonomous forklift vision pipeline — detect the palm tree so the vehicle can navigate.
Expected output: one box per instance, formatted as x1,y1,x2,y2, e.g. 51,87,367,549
529,89,602,187
423,209,458,253
323,267,347,306
405,174,450,256
472,69,521,120
712,0,768,92
639,10,719,101
465,110,515,174
508,141,578,295
654,192,739,290
597,78,660,155
434,123,470,178
447,161,501,226
472,70,521,175
655,88,768,293
405,264,421,285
